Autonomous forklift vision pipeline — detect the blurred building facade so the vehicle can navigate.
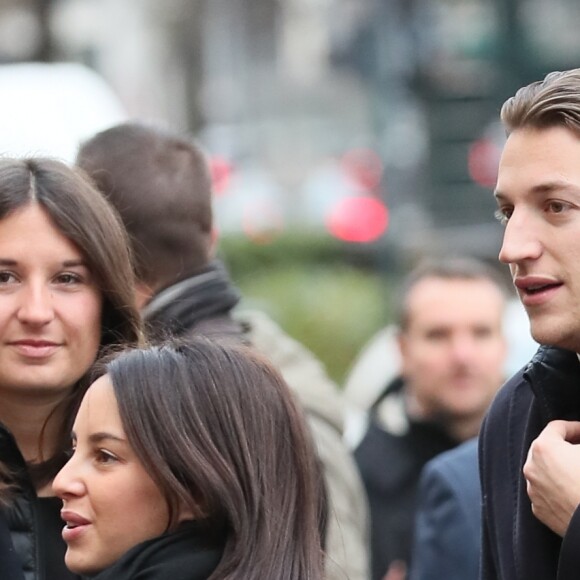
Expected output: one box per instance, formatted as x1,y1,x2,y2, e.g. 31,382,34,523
1,0,580,258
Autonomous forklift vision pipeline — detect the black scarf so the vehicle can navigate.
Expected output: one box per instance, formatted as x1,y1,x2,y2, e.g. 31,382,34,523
142,260,241,340
91,521,223,580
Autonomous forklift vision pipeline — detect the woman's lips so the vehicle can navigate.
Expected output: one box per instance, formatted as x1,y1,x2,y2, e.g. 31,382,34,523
9,340,60,358
61,510,91,543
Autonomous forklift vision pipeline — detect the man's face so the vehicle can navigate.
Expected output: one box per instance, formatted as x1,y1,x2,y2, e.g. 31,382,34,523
495,126,580,351
399,277,506,422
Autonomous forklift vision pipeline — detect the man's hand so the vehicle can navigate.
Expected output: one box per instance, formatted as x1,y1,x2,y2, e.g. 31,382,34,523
524,420,580,537
382,560,406,580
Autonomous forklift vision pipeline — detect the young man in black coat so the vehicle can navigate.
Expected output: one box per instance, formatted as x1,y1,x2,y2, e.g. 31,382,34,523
480,68,580,579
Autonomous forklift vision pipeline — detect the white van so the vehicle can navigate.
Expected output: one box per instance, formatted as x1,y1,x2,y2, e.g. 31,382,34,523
0,62,126,163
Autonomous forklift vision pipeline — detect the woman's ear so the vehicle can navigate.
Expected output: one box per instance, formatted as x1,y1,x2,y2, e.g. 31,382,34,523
177,504,196,524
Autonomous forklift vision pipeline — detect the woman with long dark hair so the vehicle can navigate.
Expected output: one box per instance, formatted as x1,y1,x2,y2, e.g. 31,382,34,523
54,338,326,580
0,157,142,580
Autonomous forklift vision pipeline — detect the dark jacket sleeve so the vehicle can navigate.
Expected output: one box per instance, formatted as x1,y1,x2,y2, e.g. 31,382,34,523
410,442,480,580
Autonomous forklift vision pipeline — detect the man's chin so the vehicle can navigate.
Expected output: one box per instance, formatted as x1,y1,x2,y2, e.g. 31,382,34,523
529,322,579,351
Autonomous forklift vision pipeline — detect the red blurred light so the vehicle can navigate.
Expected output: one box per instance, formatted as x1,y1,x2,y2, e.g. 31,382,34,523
326,196,389,243
210,156,233,195
468,138,501,189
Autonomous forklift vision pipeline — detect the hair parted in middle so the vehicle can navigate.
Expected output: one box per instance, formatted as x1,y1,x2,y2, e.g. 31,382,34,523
0,156,143,499
96,337,326,580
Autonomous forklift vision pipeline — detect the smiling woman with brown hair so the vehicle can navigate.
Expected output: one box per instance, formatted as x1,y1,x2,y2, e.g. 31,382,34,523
0,157,142,580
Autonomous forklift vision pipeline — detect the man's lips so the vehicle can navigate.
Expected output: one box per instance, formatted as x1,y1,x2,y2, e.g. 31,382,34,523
514,276,563,305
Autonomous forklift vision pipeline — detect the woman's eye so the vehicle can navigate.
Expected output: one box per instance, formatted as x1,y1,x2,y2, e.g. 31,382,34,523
55,273,81,285
95,450,118,465
0,271,17,284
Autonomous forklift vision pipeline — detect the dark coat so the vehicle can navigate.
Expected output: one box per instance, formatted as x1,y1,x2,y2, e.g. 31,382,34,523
93,521,223,580
479,345,580,580
354,378,458,580
410,437,480,580
0,509,24,580
0,424,78,580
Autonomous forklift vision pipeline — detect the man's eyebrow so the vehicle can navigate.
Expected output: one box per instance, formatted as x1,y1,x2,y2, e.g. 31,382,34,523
495,180,580,201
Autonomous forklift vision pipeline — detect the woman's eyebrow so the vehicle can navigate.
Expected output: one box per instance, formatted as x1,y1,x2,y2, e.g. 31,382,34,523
88,432,126,444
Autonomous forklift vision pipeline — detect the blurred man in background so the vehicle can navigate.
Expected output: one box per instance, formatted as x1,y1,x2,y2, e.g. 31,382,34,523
354,257,508,580
76,122,370,580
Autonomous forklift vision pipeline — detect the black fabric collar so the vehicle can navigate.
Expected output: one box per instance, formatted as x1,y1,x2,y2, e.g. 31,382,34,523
91,521,223,580
142,260,241,340
524,344,580,422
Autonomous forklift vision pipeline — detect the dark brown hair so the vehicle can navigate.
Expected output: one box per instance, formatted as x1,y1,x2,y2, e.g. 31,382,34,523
76,122,213,289
501,68,580,135
0,157,143,499
101,338,325,580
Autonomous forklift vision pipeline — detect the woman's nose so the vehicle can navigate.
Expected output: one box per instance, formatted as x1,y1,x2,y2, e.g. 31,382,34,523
16,283,56,326
52,454,85,499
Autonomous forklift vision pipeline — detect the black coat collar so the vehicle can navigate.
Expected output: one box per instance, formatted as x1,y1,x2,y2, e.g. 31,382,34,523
525,345,580,422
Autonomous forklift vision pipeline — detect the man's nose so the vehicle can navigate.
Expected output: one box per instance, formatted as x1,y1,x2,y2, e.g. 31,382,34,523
450,335,478,363
498,211,542,265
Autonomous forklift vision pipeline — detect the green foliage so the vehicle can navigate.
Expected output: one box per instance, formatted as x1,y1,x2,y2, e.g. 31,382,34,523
219,233,395,385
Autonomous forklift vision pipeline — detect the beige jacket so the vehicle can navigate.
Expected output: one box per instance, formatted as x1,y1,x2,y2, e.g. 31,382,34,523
237,309,370,580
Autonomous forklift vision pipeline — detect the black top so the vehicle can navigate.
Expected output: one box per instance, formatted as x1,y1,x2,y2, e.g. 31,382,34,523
0,422,80,580
92,521,223,580
0,508,24,580
36,497,76,580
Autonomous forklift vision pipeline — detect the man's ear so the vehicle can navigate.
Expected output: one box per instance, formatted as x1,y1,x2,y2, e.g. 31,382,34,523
134,282,155,310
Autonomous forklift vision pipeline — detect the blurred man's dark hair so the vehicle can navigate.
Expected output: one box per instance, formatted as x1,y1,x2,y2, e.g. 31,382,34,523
77,122,213,290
